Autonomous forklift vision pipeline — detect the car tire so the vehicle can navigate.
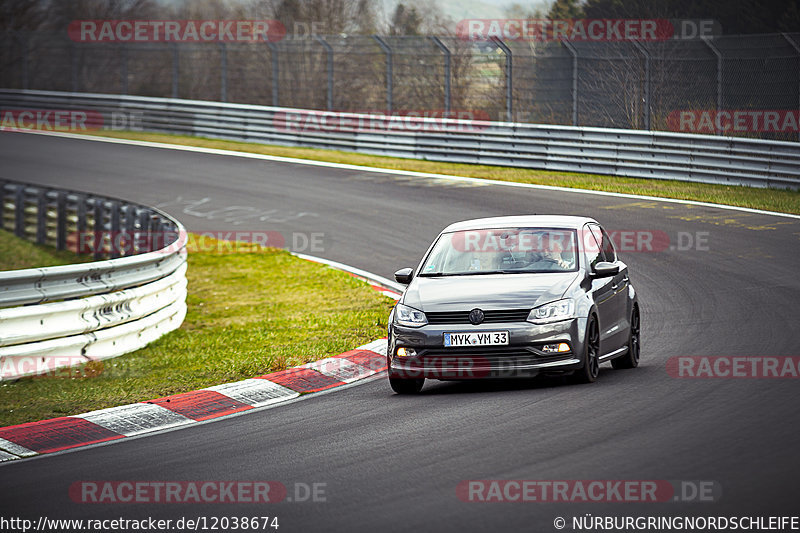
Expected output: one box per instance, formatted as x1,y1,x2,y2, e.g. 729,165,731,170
572,314,600,384
389,377,425,394
612,306,640,369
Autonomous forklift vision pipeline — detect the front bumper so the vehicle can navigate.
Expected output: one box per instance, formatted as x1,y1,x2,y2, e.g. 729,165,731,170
388,318,586,380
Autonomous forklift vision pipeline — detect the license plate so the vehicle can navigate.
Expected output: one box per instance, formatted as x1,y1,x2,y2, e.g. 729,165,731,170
444,331,509,347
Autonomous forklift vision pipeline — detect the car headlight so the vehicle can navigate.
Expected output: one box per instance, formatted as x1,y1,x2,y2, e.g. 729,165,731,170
527,299,575,324
394,304,428,328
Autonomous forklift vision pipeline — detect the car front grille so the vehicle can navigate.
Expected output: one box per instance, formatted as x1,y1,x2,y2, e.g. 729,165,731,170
426,309,531,324
419,347,572,367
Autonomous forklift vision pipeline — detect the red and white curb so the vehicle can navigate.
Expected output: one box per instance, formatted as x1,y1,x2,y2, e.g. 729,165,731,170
0,339,389,461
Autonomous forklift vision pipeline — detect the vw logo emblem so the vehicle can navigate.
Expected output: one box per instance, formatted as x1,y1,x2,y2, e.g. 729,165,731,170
469,308,485,325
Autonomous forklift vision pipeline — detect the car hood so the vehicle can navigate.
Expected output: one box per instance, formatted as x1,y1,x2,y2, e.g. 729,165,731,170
402,272,581,312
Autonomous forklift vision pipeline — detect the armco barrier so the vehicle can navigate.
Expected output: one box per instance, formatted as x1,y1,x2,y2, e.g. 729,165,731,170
0,179,187,380
1,89,799,189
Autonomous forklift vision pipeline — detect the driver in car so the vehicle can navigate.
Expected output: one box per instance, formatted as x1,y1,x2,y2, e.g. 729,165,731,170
526,233,573,270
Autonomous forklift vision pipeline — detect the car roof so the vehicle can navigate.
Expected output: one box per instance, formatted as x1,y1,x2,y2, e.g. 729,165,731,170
441,215,598,233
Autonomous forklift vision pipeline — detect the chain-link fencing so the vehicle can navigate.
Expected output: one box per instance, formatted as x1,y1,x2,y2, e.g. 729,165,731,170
1,30,798,141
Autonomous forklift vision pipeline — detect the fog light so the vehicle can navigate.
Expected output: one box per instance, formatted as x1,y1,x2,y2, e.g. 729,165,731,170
397,347,417,357
542,343,570,353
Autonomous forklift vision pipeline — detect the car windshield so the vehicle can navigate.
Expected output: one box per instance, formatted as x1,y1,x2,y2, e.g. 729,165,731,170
419,228,579,276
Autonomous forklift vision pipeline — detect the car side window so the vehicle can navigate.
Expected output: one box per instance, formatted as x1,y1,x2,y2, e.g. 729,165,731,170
599,227,617,262
584,224,604,269
600,228,617,263
586,224,617,264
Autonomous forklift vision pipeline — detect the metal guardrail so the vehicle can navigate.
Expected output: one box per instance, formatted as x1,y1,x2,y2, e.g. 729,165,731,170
0,179,187,380
1,89,798,189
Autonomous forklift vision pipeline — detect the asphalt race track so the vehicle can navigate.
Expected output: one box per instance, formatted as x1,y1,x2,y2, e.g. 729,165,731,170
1,131,800,532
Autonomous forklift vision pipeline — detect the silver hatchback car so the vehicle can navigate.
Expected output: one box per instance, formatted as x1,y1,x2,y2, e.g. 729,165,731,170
387,215,640,394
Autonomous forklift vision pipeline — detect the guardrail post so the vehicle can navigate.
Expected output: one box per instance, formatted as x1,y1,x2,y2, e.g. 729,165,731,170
219,42,228,103
171,43,179,98
74,194,86,254
110,201,121,259
491,37,513,122
431,36,451,114
56,192,67,251
137,209,151,253
631,40,651,131
315,36,334,111
123,204,136,256
373,35,393,114
702,37,723,135
36,189,47,244
150,214,163,252
14,186,25,238
562,40,578,126
93,199,105,260
783,33,800,142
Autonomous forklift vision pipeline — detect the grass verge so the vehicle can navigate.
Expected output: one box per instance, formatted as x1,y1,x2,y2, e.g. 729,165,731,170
84,129,800,215
0,234,393,427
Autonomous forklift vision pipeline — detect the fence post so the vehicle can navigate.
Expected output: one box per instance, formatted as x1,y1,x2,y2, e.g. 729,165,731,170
171,43,179,98
430,36,451,114
491,37,513,122
562,40,578,126
783,33,800,142
373,36,393,114
631,40,651,130
268,42,279,106
20,32,29,90
702,37,722,135
315,36,334,111
219,42,227,103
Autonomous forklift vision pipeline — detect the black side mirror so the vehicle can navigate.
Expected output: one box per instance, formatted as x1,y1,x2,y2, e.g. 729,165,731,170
394,267,414,284
591,261,619,279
